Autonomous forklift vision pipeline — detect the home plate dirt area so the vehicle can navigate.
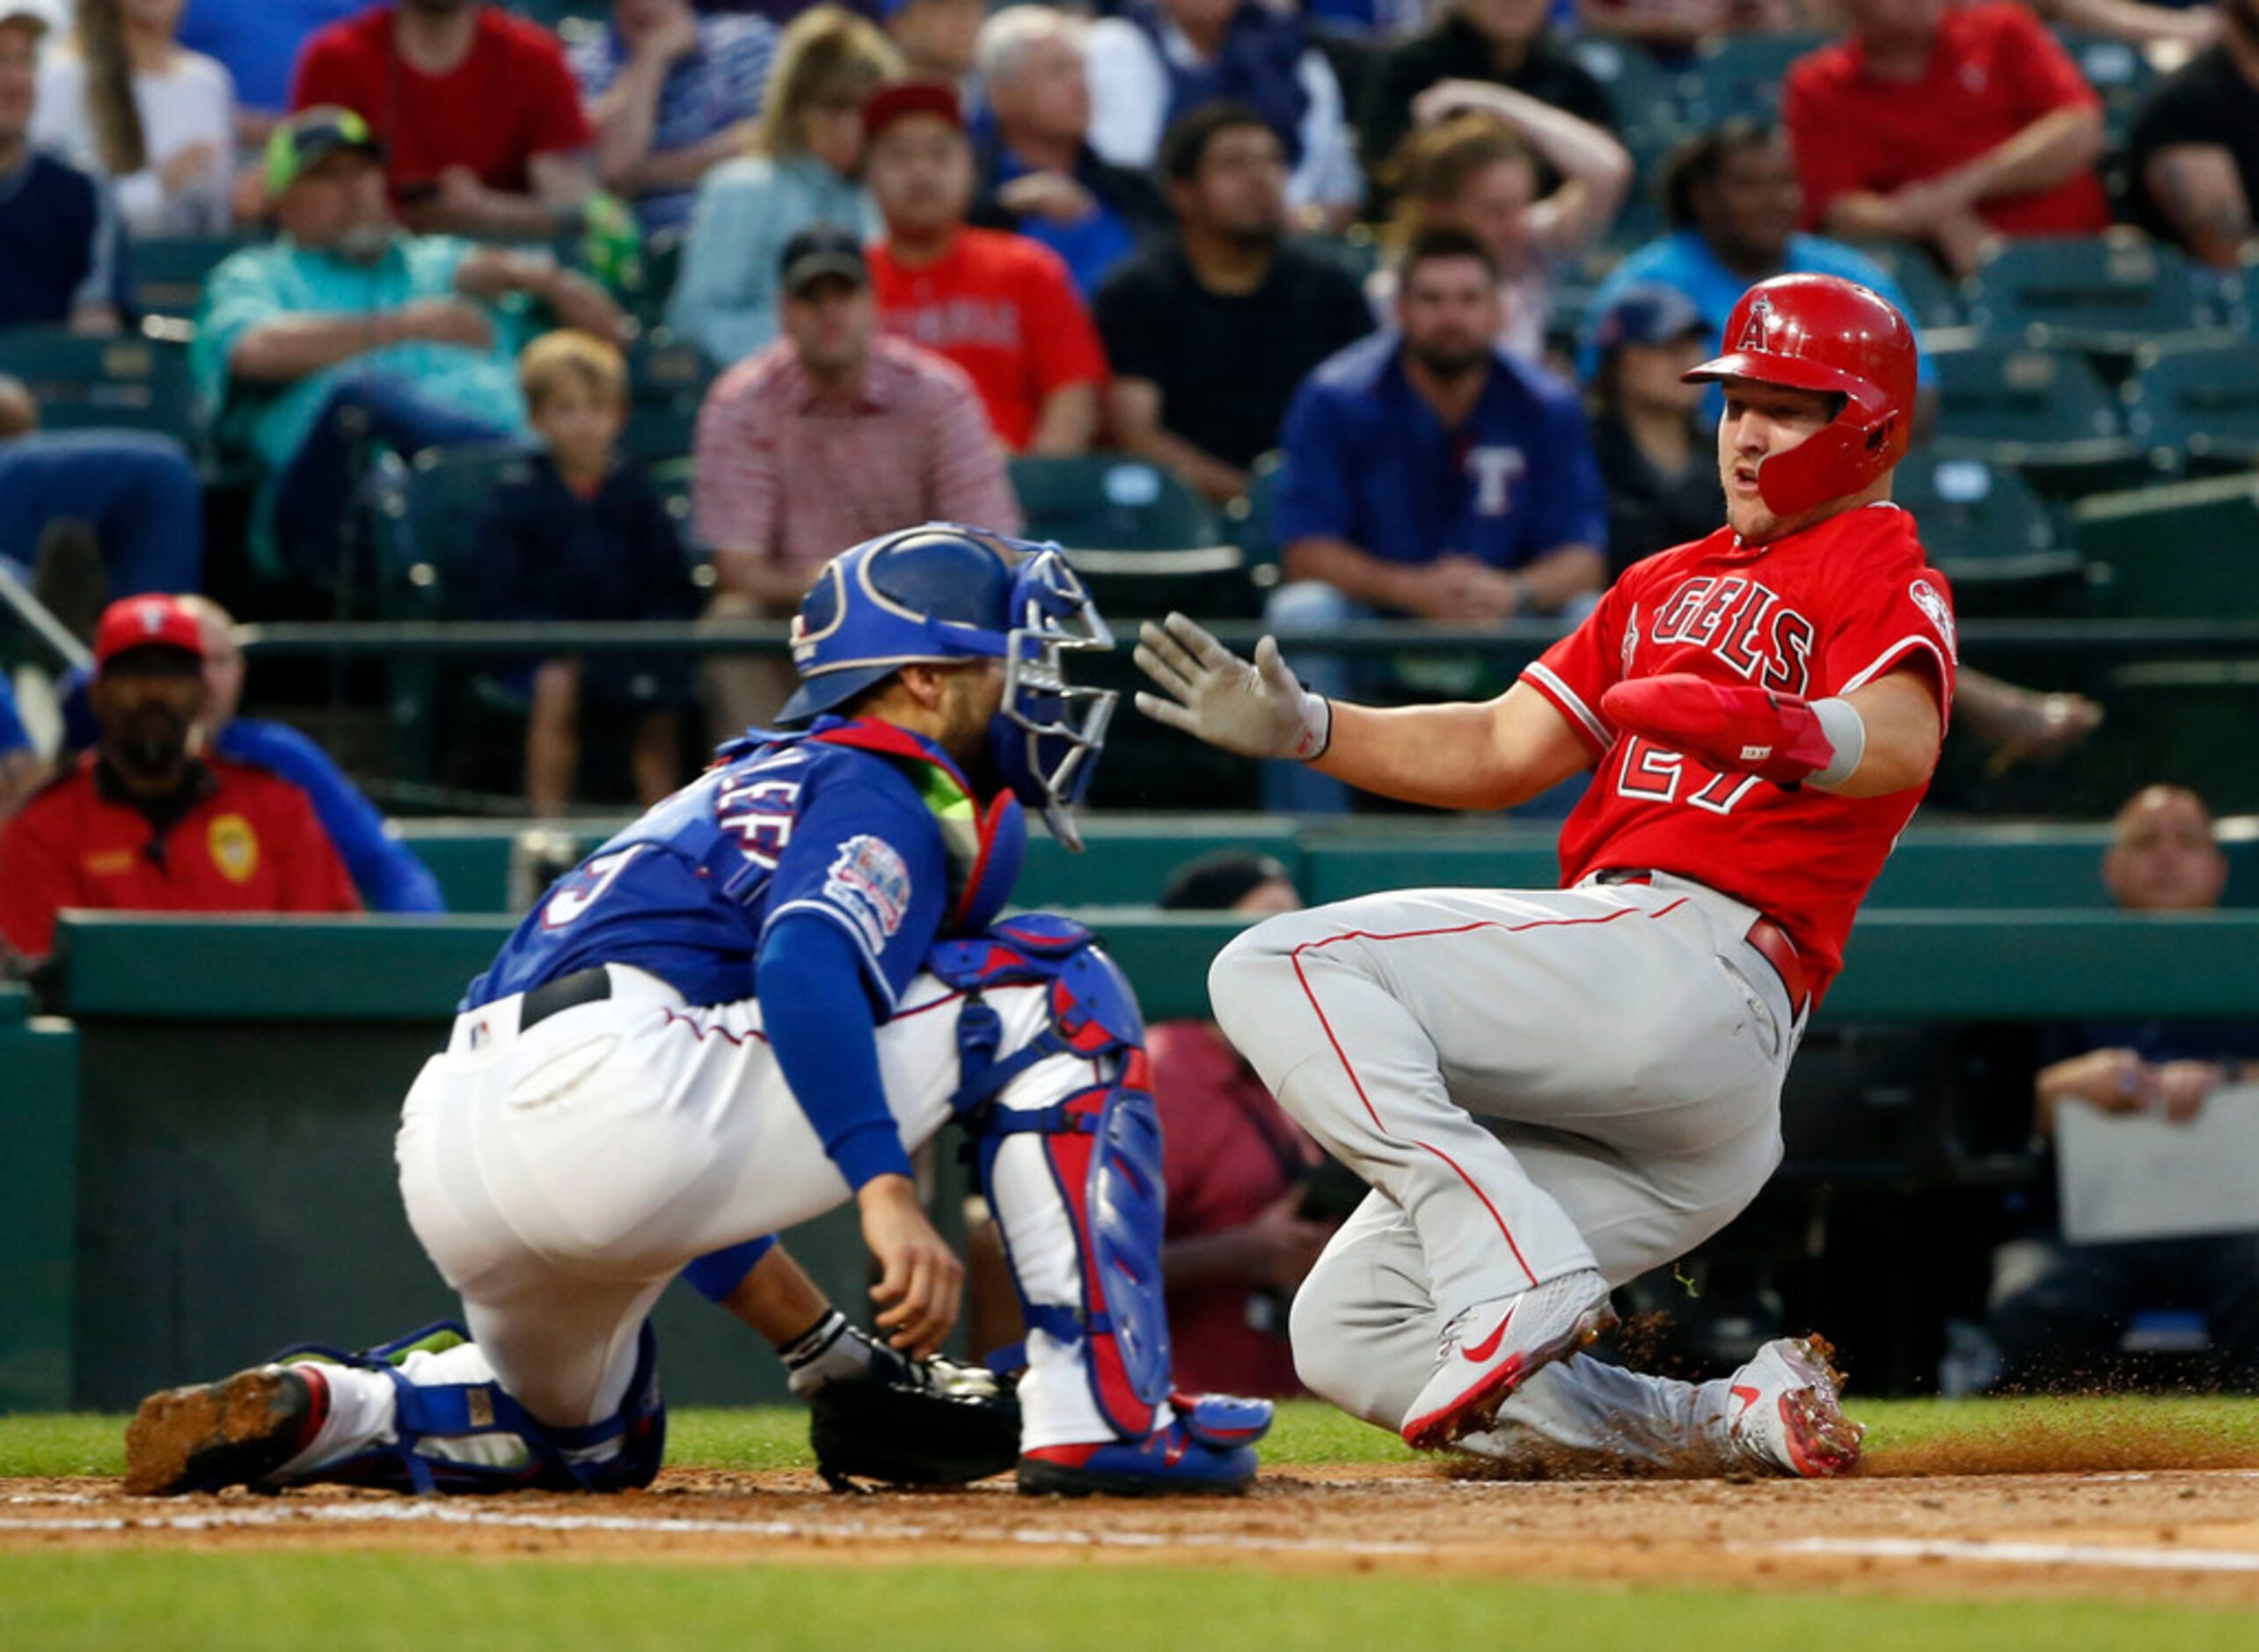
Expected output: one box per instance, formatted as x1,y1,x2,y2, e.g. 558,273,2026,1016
7,1461,2259,1607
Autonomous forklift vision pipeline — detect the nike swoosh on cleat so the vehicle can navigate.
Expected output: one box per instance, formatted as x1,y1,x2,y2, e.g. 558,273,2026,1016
1730,1384,1762,1417
1460,1305,1518,1363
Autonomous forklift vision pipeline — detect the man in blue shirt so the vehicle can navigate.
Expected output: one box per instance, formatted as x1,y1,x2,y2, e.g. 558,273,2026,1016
0,2,121,333
1577,119,1939,423
124,524,1271,1501
569,0,779,237
1268,223,1607,812
969,7,1167,300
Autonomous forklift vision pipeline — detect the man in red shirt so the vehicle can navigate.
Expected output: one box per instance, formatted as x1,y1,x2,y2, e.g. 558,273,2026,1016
1783,0,2109,275
291,0,596,239
0,596,360,963
1138,274,1955,1478
861,82,1108,455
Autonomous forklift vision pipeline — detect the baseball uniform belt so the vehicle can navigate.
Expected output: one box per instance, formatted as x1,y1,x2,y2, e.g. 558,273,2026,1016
516,967,614,1034
1591,869,1809,1016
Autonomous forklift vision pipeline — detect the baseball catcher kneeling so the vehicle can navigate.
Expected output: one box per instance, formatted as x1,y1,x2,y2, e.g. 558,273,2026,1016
126,526,1270,1499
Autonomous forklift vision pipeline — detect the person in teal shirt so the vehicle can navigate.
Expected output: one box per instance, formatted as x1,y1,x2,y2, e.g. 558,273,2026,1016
1577,120,1938,424
194,106,624,587
667,5,896,367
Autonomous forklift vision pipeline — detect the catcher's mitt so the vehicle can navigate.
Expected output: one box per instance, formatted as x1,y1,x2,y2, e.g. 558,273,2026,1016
808,1344,1020,1492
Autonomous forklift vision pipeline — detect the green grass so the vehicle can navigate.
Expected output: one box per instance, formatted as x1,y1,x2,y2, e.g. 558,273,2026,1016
13,1395,2259,1480
3,1553,2255,1652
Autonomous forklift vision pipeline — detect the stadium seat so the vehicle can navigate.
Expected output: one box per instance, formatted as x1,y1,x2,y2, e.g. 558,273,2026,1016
1891,452,2077,588
1226,450,1287,572
380,441,541,609
1562,35,1688,143
622,330,713,465
1010,455,1227,553
1678,33,1831,126
132,236,256,323
0,328,194,436
1926,341,2148,496
1963,233,2211,355
2076,473,2259,620
1841,240,1965,330
2124,340,2259,474
2055,31,2162,146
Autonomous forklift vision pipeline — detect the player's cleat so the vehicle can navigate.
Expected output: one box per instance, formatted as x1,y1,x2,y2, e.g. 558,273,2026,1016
1727,1335,1864,1478
1172,1390,1273,1449
123,1363,329,1496
1017,1422,1258,1497
1401,1268,1617,1451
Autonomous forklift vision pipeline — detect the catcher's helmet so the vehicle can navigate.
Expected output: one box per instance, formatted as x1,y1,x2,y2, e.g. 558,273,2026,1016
1684,273,1918,518
777,523,1116,849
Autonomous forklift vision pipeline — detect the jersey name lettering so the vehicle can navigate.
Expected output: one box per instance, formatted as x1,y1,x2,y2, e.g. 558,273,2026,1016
1648,576,1814,696
716,757,805,871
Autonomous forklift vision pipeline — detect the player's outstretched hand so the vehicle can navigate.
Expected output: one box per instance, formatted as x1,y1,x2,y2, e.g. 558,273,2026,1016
1133,612,1332,761
857,1175,963,1360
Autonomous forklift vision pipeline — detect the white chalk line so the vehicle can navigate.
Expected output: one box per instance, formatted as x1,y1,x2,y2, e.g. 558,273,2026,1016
1768,1537,2259,1574
0,1498,1429,1556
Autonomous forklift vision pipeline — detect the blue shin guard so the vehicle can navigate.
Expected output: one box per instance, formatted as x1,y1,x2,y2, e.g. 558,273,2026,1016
273,1319,666,1495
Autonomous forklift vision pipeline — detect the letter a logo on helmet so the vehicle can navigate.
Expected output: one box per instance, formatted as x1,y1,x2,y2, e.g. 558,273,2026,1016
1736,296,1773,353
1685,274,1919,519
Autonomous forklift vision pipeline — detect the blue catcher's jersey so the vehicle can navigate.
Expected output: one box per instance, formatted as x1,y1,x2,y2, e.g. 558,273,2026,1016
464,721,960,1015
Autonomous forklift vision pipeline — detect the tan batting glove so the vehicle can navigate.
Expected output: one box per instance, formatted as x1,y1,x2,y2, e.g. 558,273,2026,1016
1132,612,1331,761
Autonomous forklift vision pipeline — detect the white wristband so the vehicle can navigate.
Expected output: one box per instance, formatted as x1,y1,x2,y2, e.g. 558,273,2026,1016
1808,697,1867,792
1289,692,1332,762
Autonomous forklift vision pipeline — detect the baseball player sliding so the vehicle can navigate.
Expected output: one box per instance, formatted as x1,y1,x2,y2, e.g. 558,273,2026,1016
126,526,1269,1500
1137,274,1955,1476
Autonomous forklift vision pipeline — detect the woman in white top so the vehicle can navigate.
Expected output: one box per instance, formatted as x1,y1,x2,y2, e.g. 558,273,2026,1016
33,0,237,238
1366,82,1632,364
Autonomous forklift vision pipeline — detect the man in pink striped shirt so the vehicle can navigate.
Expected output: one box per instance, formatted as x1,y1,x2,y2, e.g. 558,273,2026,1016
692,224,1021,734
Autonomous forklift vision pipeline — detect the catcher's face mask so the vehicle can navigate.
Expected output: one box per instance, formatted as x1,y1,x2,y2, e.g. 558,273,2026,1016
987,546,1116,853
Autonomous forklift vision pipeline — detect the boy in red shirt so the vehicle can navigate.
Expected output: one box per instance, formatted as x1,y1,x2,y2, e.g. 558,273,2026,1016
0,596,360,963
1783,0,2109,274
861,83,1108,455
1138,274,1954,1478
291,0,596,239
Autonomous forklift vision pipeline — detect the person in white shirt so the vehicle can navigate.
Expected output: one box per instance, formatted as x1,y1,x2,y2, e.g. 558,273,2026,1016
1083,0,1360,229
31,0,236,238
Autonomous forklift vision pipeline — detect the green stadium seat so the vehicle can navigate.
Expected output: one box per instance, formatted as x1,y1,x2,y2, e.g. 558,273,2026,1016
1011,456,1226,552
2075,473,2259,620
1927,341,2147,495
381,442,540,607
1963,233,2211,355
2124,340,2259,474
1890,452,2077,586
1562,36,1688,142
1840,240,1966,330
0,328,194,436
1679,33,1831,126
1226,450,1287,572
132,235,257,322
622,330,713,465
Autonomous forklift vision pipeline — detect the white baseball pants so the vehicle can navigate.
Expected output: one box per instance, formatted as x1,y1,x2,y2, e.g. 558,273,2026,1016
323,962,1117,1458
1208,873,1802,1453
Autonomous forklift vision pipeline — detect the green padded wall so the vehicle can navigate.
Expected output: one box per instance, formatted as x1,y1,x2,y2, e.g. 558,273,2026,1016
0,988,78,1411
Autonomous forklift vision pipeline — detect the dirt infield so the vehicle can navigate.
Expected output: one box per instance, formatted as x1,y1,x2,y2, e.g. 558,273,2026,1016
8,1460,2259,1607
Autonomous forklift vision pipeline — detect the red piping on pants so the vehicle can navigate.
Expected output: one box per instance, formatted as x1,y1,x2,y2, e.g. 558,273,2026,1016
1283,899,1691,1290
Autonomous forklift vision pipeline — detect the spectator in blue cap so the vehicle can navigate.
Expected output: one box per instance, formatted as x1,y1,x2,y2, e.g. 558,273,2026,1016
1583,282,1720,576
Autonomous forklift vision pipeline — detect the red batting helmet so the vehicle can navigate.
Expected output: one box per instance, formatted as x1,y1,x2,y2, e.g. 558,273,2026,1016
1684,273,1919,518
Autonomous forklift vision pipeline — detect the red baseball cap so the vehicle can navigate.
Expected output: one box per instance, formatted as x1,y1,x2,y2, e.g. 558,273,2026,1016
863,81,963,142
93,595,206,669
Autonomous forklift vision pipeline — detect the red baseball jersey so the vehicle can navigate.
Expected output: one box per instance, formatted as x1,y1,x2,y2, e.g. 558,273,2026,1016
1523,502,1956,998
0,753,362,959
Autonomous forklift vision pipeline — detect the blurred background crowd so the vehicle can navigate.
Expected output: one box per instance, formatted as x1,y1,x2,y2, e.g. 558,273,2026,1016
2,0,2256,1406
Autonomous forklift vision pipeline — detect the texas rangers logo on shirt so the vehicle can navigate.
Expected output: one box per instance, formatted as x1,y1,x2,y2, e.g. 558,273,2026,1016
1908,578,1957,662
824,834,912,955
